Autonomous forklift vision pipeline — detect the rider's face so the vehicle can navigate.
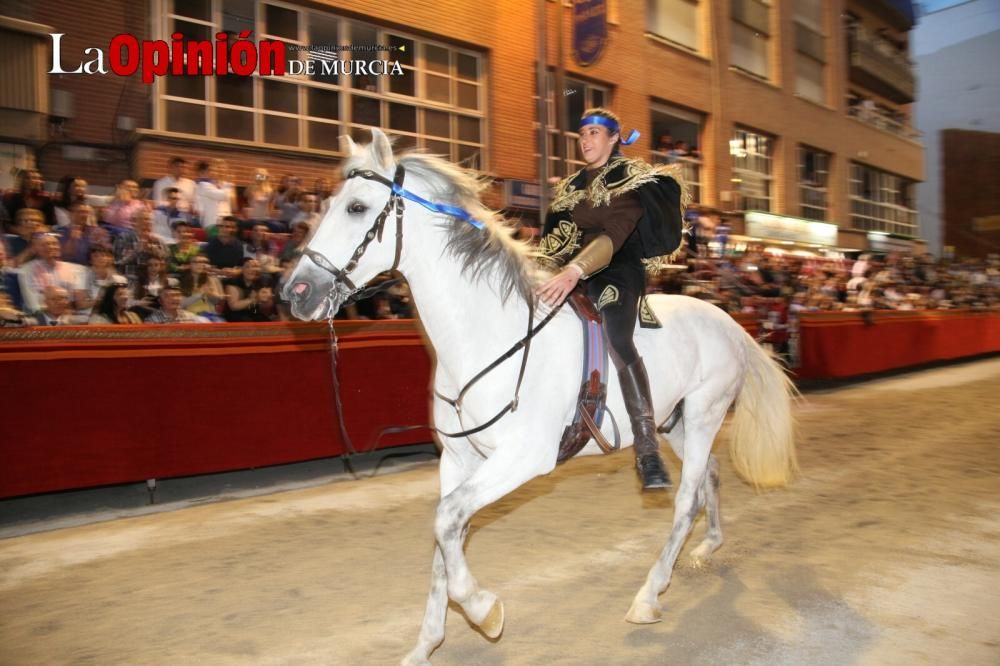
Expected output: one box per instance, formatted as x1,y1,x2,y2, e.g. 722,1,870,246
578,124,618,168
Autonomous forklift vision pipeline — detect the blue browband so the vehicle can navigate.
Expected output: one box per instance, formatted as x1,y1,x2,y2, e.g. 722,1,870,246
579,115,640,145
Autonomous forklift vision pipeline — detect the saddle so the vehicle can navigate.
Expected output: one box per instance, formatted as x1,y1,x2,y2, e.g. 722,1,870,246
556,289,621,463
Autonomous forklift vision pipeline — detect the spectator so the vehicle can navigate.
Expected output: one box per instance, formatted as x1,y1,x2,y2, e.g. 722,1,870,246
670,141,690,162
89,279,142,324
153,187,192,243
315,177,334,215
114,209,167,283
59,203,109,265
80,245,121,311
194,159,235,232
274,175,303,228
102,179,146,231
279,221,310,270
167,221,201,273
0,241,25,317
0,290,25,326
133,254,170,312
53,177,89,228
7,208,47,268
223,257,268,322
152,156,196,211
18,233,85,313
292,192,322,231
243,222,282,277
179,254,224,319
3,169,56,229
253,283,283,322
244,168,275,224
205,216,244,277
146,278,208,323
656,133,674,152
26,286,87,326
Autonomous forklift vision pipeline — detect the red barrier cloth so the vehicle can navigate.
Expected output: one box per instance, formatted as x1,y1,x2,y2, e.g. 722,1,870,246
0,321,432,498
0,311,764,498
797,310,1000,380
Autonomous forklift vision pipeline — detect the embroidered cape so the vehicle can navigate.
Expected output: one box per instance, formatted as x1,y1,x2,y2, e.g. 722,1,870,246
539,156,689,270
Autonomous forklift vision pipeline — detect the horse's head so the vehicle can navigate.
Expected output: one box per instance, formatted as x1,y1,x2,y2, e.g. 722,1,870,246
284,128,401,320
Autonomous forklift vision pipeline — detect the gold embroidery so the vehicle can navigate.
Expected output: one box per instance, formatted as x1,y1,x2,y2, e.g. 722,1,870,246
638,296,661,328
537,219,582,268
547,157,693,268
597,285,620,310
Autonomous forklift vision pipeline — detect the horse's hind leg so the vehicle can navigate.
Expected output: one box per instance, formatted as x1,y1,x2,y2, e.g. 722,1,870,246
689,455,723,565
662,413,723,566
626,401,727,624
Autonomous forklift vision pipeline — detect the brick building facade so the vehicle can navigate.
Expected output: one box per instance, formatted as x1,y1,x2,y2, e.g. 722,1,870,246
942,129,1000,259
1,0,924,252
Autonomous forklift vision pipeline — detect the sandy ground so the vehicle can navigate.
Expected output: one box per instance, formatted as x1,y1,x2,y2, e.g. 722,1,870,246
2,359,999,665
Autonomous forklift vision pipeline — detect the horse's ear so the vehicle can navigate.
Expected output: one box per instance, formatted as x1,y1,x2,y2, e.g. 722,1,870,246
369,128,395,172
339,134,359,156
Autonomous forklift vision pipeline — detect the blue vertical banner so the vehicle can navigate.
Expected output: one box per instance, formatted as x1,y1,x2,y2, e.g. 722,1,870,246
573,0,607,67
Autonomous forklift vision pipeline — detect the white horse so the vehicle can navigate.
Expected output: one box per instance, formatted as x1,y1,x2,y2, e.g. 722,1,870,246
283,129,797,665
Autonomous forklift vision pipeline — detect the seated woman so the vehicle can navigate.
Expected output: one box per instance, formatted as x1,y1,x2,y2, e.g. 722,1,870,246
223,257,267,322
133,254,170,316
179,253,224,320
89,279,142,324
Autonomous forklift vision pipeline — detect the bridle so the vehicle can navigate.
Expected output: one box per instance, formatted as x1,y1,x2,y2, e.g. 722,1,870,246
300,162,561,454
300,164,407,296
301,163,487,296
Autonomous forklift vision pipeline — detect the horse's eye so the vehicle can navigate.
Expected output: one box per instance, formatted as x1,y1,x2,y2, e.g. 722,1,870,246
347,201,368,215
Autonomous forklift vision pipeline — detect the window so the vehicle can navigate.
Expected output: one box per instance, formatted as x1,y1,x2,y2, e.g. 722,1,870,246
538,74,611,178
798,145,829,220
849,163,917,236
730,127,773,212
650,103,703,203
730,0,771,79
156,0,486,166
793,0,825,103
647,0,700,52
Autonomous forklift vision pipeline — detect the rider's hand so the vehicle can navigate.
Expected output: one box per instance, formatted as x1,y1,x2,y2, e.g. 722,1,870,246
536,265,583,307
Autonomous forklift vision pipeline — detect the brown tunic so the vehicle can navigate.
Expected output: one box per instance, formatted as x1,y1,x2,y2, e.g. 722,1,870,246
571,168,644,254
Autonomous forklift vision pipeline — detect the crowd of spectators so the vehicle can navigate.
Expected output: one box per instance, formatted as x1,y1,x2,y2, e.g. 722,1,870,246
2,160,997,343
649,241,1000,363
0,159,415,327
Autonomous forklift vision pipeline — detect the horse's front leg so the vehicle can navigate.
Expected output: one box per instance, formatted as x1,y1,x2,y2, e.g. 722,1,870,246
434,436,554,639
404,443,478,665
402,544,447,666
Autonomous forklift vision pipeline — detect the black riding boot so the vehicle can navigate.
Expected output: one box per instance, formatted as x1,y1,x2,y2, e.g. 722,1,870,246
618,358,671,491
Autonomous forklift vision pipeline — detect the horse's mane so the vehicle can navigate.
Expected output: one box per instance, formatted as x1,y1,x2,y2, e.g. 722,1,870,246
344,150,540,303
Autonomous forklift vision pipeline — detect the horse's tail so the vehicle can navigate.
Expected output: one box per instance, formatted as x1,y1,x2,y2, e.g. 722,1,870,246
728,333,799,489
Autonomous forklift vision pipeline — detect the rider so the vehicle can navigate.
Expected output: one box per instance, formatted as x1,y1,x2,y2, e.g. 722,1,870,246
536,107,684,491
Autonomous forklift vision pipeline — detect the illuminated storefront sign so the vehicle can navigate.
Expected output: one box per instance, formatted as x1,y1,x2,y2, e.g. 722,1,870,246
745,211,838,246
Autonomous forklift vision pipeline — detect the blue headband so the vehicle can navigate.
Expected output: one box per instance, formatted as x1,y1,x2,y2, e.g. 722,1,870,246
579,115,640,145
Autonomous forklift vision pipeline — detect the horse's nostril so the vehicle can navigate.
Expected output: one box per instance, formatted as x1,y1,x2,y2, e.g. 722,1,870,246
292,282,310,300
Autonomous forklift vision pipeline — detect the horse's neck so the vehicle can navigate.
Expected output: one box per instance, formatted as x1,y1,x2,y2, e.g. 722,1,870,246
400,230,528,384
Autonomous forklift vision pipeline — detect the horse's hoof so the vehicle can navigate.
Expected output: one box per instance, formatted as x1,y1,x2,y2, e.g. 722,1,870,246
689,540,721,567
625,600,662,624
401,653,432,666
479,598,505,639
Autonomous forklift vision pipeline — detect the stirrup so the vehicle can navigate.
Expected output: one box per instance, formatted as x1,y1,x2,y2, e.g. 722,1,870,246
636,453,671,491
